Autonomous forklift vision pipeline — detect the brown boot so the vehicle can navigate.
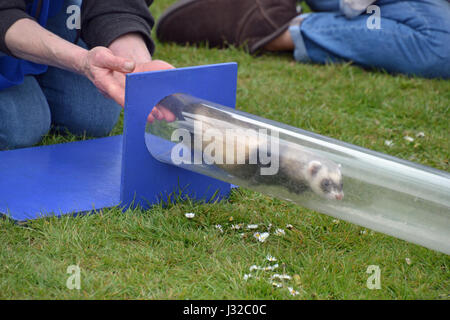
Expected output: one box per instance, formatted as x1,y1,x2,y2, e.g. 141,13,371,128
156,0,299,54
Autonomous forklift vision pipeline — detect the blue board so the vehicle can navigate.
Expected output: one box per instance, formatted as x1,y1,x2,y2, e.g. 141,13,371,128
0,136,122,221
121,63,238,209
0,63,238,221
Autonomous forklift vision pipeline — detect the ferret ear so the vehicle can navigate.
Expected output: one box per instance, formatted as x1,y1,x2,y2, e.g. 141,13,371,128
308,161,322,177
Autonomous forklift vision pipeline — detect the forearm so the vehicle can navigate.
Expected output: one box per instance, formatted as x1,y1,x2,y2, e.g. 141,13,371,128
4,18,87,74
4,16,171,108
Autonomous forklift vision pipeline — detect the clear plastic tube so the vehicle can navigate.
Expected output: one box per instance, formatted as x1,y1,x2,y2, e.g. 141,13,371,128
145,93,450,254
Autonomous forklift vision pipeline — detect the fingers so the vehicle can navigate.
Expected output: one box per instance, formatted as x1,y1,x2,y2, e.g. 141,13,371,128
149,60,175,71
133,60,175,73
94,73,126,107
95,48,135,73
147,113,155,123
106,83,125,107
158,106,176,122
146,107,161,124
86,48,176,109
151,107,163,120
146,105,176,124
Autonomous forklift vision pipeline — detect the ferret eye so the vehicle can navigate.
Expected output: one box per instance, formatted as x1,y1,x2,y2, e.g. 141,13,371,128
321,179,332,191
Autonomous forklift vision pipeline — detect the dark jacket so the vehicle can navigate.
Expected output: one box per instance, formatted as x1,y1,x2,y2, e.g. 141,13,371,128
0,0,155,56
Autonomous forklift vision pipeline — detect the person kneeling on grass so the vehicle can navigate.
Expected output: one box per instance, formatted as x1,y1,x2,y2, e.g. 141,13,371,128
156,0,450,79
0,0,175,151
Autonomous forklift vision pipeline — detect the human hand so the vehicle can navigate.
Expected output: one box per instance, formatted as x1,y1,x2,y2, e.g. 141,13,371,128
108,33,177,121
81,47,135,107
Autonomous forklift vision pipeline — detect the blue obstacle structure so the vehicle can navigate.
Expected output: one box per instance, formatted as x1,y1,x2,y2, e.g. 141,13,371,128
0,63,449,255
0,63,237,221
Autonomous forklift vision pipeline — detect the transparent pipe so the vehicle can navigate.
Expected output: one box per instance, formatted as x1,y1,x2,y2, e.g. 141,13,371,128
145,94,450,254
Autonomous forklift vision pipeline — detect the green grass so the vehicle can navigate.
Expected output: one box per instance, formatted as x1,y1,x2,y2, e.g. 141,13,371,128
1,0,449,299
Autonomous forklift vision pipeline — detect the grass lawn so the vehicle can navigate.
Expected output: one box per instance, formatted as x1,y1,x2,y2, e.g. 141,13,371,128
1,0,449,299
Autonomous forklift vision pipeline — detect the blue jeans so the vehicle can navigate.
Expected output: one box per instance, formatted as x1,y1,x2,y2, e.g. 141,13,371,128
0,0,121,150
291,0,450,78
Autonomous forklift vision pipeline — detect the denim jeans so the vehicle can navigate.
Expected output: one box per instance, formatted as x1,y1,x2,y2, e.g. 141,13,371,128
291,0,450,78
0,0,121,150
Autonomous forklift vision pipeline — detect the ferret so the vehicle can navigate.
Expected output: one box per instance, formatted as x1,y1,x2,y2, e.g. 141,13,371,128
157,94,344,201
270,145,344,201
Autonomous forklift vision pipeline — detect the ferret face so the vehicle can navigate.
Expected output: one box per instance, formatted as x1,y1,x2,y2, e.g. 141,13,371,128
306,161,344,200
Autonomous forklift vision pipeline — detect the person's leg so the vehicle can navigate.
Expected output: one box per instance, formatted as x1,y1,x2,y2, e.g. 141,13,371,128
37,58,121,137
269,0,450,78
36,0,121,137
0,77,51,150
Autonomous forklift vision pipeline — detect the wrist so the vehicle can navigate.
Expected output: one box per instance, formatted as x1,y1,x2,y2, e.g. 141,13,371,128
109,33,152,64
71,46,90,75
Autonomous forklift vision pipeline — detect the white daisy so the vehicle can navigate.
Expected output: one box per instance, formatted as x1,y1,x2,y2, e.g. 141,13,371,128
384,140,394,147
249,265,260,272
264,264,279,271
287,287,300,296
416,132,425,138
271,274,292,280
254,232,270,242
272,282,283,288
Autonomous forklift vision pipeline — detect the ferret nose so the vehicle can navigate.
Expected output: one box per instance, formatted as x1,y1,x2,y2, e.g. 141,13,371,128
335,194,343,200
